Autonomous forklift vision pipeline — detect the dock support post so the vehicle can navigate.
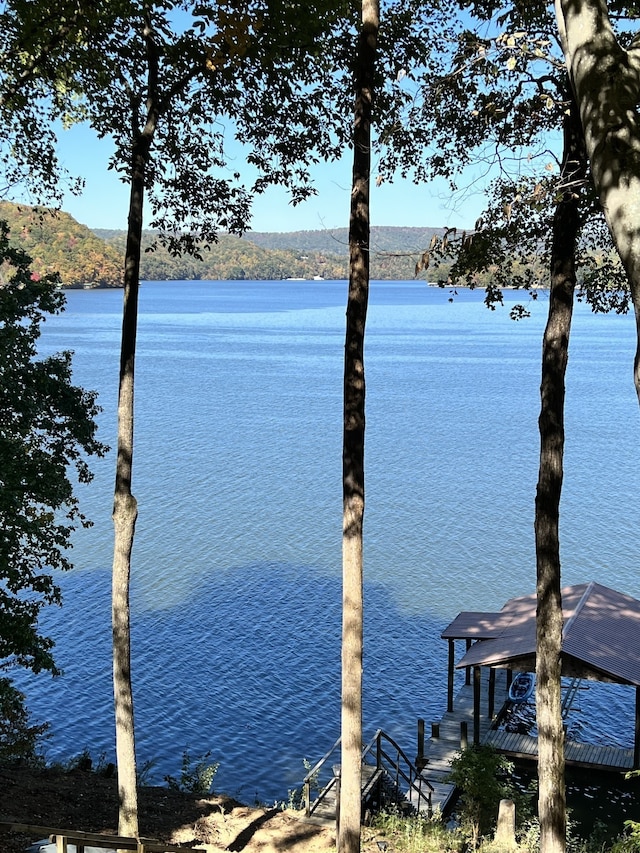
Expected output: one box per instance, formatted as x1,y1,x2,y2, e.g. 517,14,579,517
416,719,427,771
488,668,496,721
460,720,468,749
473,666,481,744
635,687,640,769
447,640,455,713
465,639,472,686
304,776,311,817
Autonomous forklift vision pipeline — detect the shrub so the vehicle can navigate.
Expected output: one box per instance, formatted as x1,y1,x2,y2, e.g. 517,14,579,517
164,749,219,795
610,821,640,853
285,758,319,811
447,744,523,848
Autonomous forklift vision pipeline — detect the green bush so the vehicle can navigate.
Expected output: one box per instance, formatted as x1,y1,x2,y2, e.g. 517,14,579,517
164,748,219,795
447,745,525,848
519,813,610,853
285,758,319,811
60,748,115,776
610,821,640,853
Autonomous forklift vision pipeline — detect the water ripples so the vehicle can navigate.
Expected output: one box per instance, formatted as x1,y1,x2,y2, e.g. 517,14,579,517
15,281,640,803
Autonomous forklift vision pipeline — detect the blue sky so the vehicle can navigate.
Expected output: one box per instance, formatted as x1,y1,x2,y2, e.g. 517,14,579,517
53,123,487,234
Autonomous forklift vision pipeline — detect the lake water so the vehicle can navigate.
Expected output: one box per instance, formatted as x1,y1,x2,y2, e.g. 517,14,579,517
13,279,640,805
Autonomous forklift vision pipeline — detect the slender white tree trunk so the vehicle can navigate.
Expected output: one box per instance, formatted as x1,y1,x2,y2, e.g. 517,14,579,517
112,16,158,838
112,145,145,839
340,3,378,852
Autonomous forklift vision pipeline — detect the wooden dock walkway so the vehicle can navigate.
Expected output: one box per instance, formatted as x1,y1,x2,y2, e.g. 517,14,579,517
414,668,510,814
485,729,634,771
416,668,635,815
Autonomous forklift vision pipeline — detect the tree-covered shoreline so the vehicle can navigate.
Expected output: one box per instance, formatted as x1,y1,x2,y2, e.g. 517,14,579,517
1,201,459,285
2,201,562,290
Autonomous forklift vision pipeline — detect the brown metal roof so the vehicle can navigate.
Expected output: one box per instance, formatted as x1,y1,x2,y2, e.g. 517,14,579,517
442,582,640,687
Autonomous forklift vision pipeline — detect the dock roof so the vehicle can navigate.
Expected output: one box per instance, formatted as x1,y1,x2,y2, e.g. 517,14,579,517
442,582,640,687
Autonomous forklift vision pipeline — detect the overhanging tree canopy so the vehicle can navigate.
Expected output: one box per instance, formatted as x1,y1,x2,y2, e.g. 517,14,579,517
0,222,107,675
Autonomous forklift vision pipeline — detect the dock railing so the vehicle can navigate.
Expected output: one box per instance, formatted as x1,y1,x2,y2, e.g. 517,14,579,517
303,730,433,818
363,729,434,816
0,822,205,853
303,735,342,818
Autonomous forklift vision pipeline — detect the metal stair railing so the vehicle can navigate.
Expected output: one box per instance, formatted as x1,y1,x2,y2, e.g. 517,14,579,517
303,735,342,818
363,729,434,817
303,730,434,819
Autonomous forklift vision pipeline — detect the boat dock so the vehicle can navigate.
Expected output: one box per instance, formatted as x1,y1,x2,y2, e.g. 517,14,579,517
305,664,635,824
414,668,510,814
416,668,635,815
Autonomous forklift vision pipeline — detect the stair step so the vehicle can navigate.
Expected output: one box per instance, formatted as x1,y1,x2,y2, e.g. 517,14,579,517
303,731,441,825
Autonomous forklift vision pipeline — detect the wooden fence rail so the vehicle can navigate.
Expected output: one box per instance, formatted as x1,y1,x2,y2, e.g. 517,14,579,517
0,821,205,853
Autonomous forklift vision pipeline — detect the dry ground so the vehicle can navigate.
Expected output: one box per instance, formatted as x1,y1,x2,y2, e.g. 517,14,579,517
0,766,388,853
0,765,337,853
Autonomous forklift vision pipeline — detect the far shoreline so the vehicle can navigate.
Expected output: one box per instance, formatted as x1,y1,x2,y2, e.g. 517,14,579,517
62,279,552,291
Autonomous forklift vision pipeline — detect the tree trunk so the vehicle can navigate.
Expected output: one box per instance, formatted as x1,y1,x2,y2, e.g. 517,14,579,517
112,137,145,841
339,3,378,852
555,0,640,398
535,89,586,853
112,16,158,839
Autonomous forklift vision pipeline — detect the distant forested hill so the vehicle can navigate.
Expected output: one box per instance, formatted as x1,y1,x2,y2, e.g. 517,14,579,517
94,228,350,281
244,225,446,255
95,226,447,281
0,202,122,288
0,200,452,285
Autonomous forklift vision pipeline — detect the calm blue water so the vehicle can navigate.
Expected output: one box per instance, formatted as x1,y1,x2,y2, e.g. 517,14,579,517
13,280,640,804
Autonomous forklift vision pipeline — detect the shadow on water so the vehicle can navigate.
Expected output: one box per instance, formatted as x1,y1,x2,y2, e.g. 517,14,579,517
511,762,640,842
565,767,640,841
15,561,640,837
15,562,449,805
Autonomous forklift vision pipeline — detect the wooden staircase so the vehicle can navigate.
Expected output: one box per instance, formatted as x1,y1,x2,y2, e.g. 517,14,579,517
302,730,434,825
304,764,385,824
